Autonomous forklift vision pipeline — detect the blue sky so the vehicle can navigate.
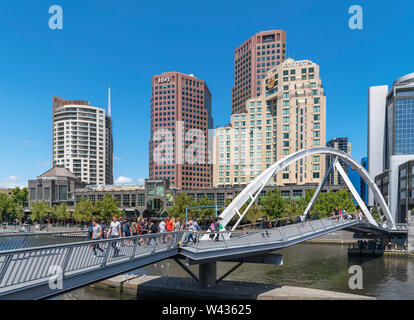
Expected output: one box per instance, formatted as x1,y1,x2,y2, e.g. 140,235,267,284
0,0,413,188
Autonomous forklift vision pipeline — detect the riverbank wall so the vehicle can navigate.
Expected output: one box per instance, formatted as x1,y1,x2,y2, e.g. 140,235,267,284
89,275,375,300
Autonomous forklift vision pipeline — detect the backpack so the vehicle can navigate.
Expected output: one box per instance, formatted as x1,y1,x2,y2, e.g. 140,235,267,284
123,222,131,236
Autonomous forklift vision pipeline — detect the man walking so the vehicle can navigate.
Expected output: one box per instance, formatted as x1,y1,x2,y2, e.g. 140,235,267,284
91,219,104,257
107,215,122,257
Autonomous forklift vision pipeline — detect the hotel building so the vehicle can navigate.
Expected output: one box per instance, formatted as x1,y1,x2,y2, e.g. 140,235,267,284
214,58,326,187
149,72,213,189
52,95,113,186
232,30,287,114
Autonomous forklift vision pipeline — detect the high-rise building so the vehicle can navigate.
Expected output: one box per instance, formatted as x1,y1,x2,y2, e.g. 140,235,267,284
367,85,388,206
326,138,351,185
149,72,213,189
52,93,113,186
361,157,368,203
214,58,326,187
368,73,414,222
232,30,287,114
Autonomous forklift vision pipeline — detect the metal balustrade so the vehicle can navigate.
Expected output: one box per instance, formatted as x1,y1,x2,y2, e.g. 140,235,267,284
0,231,89,251
181,215,356,254
0,231,183,298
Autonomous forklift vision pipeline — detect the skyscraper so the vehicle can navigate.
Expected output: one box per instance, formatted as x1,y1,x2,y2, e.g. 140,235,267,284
326,137,351,185
149,72,213,189
214,58,326,187
52,93,113,186
367,85,388,206
368,73,414,222
232,30,287,114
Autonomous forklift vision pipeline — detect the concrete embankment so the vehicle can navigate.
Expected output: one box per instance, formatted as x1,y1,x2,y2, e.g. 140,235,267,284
90,275,375,300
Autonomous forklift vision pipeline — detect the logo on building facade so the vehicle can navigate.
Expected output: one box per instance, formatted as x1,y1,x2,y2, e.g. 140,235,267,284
267,76,276,90
158,77,170,84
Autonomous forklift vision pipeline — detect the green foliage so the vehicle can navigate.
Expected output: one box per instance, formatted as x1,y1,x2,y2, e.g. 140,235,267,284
11,187,28,206
31,201,51,223
312,190,357,217
241,203,264,224
371,206,382,224
167,193,195,219
167,193,220,220
259,189,288,219
284,200,301,217
73,198,94,223
14,204,24,222
192,196,216,220
53,203,71,223
0,194,16,222
95,194,123,223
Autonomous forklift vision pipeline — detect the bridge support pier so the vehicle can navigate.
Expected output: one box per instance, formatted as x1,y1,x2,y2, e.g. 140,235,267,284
199,262,217,287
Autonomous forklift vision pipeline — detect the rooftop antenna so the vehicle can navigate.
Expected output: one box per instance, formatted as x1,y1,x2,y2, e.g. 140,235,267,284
108,81,111,116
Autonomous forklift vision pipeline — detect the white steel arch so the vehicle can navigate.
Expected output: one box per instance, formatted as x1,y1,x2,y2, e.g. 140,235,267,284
219,147,395,230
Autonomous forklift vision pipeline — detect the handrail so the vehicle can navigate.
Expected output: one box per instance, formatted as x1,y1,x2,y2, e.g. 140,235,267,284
0,231,184,256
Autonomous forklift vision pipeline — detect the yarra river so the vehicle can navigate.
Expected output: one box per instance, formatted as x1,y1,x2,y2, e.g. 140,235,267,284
56,243,414,300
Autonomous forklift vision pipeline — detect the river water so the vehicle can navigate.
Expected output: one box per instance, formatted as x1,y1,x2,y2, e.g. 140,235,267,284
56,243,414,300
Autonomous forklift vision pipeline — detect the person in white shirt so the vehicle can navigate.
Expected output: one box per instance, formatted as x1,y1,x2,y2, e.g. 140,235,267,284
108,215,122,257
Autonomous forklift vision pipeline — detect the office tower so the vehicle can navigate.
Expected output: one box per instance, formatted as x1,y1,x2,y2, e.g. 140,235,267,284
326,137,351,185
149,72,213,189
214,58,326,187
368,73,414,222
367,85,388,206
232,30,287,114
52,93,113,186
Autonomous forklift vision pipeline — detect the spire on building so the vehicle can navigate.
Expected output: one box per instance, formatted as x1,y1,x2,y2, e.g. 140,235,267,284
108,83,111,116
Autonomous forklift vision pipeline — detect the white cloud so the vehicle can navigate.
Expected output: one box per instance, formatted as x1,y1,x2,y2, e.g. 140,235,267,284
137,178,145,184
0,176,26,188
116,176,133,184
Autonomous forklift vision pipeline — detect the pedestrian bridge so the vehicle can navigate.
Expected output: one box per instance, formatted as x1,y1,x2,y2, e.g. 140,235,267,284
0,215,403,300
0,147,404,299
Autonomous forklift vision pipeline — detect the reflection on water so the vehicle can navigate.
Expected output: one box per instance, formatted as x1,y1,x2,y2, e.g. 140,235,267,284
57,243,414,300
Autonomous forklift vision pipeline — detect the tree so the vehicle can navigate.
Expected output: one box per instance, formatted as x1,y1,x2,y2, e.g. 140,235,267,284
284,200,301,217
72,199,94,224
241,204,264,224
298,190,316,213
95,194,122,223
54,203,71,224
14,204,24,224
11,187,28,207
311,190,357,217
0,194,15,223
259,189,288,219
31,201,51,223
371,206,383,224
193,196,216,220
167,193,195,219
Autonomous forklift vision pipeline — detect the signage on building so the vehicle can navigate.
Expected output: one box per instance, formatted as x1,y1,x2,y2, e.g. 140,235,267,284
267,76,276,90
158,77,170,84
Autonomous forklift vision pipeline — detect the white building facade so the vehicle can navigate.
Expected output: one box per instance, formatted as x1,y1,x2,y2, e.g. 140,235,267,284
52,96,113,186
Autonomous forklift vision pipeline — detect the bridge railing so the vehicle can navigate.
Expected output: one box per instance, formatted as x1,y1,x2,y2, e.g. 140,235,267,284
0,231,89,251
181,215,356,253
0,231,183,295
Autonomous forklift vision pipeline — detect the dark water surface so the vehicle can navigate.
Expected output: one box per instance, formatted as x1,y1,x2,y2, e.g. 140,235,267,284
57,243,414,300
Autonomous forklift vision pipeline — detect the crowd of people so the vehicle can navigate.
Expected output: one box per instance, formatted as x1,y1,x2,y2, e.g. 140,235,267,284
87,215,225,257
